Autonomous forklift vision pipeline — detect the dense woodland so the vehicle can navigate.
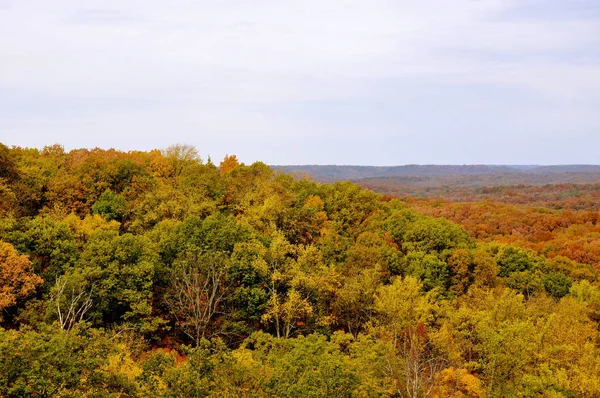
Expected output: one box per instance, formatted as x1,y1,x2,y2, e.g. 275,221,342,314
1,143,600,397
360,181,600,211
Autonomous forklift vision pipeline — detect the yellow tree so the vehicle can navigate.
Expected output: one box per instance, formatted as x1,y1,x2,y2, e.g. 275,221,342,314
373,276,444,398
261,288,313,338
219,154,239,174
0,241,43,320
255,231,315,338
161,144,201,178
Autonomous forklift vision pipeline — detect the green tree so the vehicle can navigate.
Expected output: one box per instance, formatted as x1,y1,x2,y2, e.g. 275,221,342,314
0,325,140,397
543,272,573,299
79,231,161,332
402,218,471,254
242,332,361,397
2,216,79,282
91,190,129,222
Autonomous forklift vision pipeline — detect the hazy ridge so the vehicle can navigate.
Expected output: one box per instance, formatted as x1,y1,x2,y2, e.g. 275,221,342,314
271,164,600,183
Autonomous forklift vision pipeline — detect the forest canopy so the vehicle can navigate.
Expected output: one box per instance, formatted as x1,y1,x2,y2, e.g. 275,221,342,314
0,143,599,397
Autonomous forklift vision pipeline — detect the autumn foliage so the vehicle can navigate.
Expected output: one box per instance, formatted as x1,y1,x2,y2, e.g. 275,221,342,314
0,143,599,397
0,241,42,319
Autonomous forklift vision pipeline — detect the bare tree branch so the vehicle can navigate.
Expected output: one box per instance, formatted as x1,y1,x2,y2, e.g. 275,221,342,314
50,276,93,332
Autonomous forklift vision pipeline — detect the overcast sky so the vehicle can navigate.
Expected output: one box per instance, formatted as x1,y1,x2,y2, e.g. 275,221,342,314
0,0,599,165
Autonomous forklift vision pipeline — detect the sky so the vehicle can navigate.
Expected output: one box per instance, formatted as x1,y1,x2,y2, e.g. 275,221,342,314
0,0,599,165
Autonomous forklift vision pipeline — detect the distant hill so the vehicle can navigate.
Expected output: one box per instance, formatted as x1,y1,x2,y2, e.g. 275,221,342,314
527,165,600,173
270,164,600,210
271,164,600,183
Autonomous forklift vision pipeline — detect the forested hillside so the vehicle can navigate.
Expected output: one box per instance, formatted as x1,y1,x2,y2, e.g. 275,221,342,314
1,143,600,397
272,164,600,183
359,180,600,211
271,165,519,181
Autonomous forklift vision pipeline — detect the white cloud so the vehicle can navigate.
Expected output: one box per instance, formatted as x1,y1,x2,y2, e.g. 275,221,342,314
0,0,598,163
1,0,598,95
